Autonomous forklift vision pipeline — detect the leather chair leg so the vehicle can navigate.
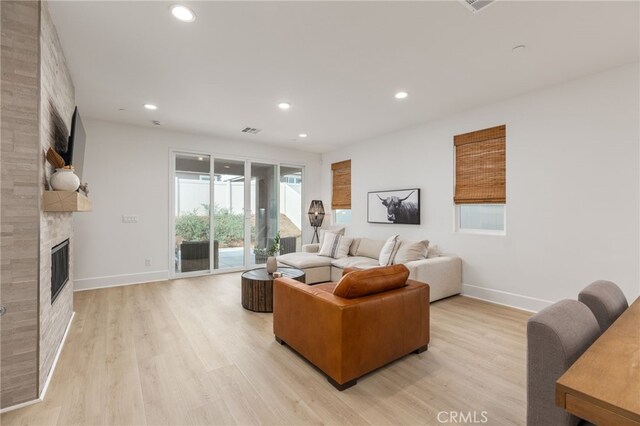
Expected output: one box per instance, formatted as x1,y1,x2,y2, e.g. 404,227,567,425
328,377,357,391
414,344,429,354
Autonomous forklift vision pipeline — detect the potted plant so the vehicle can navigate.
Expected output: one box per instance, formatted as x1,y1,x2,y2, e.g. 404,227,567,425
254,233,280,272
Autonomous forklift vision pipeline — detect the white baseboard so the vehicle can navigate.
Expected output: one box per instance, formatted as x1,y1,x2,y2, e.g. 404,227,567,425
0,398,41,414
74,270,168,291
0,312,75,414
462,283,553,313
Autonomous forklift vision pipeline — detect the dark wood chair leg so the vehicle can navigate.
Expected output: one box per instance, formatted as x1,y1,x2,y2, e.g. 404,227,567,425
327,377,357,391
414,344,429,354
275,336,285,345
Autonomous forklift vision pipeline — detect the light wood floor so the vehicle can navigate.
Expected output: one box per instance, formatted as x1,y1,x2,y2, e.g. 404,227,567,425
2,273,531,426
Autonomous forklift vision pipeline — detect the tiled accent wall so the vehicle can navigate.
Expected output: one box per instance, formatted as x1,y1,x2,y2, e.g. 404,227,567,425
38,2,75,393
0,0,41,407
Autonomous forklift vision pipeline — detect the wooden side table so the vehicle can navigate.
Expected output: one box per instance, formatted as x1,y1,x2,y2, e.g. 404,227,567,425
241,267,305,312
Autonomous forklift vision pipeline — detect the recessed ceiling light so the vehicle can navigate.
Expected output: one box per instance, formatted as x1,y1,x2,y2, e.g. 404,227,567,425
298,133,308,138
144,104,157,110
512,44,526,52
224,165,230,169
197,156,203,161
170,5,196,22
394,91,409,99
278,102,291,110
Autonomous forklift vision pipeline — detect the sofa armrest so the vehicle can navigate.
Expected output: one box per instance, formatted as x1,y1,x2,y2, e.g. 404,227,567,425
302,243,320,253
273,277,344,380
404,256,462,302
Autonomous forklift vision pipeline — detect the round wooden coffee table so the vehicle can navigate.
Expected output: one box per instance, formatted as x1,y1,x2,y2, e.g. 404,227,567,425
241,267,305,313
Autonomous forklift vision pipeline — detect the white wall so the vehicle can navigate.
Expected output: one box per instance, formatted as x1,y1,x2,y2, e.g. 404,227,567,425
74,120,322,289
322,63,640,311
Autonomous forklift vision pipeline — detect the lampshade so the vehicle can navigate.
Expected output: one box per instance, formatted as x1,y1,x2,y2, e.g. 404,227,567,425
308,200,325,227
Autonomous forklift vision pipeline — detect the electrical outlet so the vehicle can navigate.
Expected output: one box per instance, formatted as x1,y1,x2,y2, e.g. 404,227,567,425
145,258,152,266
122,215,139,223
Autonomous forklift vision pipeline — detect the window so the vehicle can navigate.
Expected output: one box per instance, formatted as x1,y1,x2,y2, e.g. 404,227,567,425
454,125,506,234
331,160,351,223
334,209,352,225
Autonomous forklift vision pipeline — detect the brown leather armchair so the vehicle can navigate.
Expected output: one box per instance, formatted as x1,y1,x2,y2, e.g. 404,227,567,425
273,265,430,390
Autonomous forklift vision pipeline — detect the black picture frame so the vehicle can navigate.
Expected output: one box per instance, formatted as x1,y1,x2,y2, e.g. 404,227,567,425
367,189,421,225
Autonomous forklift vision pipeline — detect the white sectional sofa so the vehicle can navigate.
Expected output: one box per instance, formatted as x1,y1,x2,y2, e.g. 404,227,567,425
277,236,462,302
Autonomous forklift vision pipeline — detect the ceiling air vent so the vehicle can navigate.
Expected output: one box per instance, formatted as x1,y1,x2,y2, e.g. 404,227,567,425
241,127,262,135
460,0,495,13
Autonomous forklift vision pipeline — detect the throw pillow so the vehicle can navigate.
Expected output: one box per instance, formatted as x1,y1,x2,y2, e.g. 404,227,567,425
318,232,352,259
378,235,400,266
349,238,361,256
319,226,345,245
355,238,386,259
393,239,429,264
333,264,409,299
427,244,441,258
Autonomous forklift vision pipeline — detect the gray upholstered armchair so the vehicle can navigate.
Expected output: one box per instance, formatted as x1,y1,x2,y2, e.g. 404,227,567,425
578,280,628,333
526,299,601,426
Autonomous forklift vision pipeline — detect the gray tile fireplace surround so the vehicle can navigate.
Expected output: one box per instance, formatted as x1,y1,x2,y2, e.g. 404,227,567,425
1,0,76,409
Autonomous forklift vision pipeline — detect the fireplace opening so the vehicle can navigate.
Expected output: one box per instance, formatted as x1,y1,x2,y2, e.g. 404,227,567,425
51,239,69,304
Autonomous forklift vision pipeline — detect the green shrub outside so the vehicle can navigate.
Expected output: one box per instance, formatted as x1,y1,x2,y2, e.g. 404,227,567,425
175,204,249,248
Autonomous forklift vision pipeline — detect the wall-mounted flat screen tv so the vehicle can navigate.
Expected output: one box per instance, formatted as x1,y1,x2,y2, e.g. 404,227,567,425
62,106,86,181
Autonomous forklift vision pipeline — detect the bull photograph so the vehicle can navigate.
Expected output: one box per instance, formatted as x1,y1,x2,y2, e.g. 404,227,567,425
367,189,421,225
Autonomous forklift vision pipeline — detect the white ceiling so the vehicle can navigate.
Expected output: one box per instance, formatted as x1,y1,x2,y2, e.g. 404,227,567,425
48,1,639,153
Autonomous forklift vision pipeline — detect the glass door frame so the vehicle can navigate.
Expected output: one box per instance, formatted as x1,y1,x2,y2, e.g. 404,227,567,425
169,148,306,278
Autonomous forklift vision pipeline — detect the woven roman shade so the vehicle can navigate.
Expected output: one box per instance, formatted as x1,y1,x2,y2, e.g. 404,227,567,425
454,125,506,204
331,160,351,209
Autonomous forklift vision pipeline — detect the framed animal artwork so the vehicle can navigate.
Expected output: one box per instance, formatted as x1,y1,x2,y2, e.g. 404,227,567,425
367,189,420,225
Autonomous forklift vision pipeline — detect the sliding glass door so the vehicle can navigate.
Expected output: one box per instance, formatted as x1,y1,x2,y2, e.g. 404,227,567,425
250,163,278,265
279,166,303,254
172,151,304,276
213,159,245,271
174,153,212,275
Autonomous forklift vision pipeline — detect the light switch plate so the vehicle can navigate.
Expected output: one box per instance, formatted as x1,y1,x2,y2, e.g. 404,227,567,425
122,215,139,223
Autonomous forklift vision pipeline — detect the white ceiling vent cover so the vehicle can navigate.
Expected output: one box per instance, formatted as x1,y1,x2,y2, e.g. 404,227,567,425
241,127,262,135
461,0,495,13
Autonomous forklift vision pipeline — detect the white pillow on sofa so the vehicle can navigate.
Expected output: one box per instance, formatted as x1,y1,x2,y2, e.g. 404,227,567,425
318,232,352,259
393,239,429,264
318,226,345,245
355,238,386,259
378,235,400,266
349,238,361,256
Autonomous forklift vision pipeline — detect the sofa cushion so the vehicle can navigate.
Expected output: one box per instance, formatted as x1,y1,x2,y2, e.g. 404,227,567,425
318,232,352,259
333,264,410,299
393,239,429,264
379,235,400,266
331,256,380,270
355,238,386,259
277,252,333,269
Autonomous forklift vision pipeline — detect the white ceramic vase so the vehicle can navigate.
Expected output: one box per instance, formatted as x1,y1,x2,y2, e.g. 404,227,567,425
50,168,80,191
266,256,278,274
